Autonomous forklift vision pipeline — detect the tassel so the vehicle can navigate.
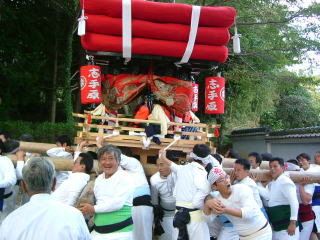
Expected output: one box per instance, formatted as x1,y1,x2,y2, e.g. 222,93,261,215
78,9,88,36
87,114,92,124
214,127,220,137
232,25,241,54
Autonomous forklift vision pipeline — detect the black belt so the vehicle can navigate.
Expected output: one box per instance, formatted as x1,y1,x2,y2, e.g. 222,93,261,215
176,206,198,212
0,192,13,200
93,217,133,234
239,221,269,238
133,195,153,207
162,207,175,212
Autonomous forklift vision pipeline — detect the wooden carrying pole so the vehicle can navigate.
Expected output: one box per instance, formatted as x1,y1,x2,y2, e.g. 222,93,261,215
19,141,57,153
224,168,320,184
7,154,158,177
222,158,269,169
6,154,320,182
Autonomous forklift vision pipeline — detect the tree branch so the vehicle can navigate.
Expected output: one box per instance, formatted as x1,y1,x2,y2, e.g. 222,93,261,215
237,13,303,26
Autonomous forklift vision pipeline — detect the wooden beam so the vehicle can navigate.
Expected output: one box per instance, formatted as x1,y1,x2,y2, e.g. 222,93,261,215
6,154,320,182
7,154,157,177
224,168,320,184
222,158,269,169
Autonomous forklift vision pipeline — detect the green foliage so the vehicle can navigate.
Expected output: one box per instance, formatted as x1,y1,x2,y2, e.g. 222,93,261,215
275,95,320,129
0,121,75,143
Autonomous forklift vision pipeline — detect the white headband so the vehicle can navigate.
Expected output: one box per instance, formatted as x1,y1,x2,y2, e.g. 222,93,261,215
190,152,213,165
207,167,226,185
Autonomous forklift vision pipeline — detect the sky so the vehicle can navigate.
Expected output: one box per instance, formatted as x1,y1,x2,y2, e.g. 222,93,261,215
285,0,320,76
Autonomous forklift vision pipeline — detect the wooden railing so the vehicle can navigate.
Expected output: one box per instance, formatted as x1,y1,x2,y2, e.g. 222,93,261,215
73,112,220,155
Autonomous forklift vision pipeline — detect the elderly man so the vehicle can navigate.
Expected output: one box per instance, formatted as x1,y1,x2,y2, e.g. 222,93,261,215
0,140,17,225
150,157,176,240
204,168,271,240
79,145,135,240
0,157,90,239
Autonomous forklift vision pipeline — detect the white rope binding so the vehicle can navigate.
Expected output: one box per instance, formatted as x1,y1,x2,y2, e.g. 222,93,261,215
122,0,132,63
176,6,201,65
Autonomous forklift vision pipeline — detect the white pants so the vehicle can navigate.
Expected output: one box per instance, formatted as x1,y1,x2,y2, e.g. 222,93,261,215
91,231,132,240
313,205,320,232
218,226,239,240
272,226,299,240
172,221,210,240
300,219,314,240
240,224,272,240
132,206,153,240
159,216,174,240
206,215,222,238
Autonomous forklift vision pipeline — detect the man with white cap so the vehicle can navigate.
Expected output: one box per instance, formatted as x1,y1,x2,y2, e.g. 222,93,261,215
159,144,217,240
204,167,272,240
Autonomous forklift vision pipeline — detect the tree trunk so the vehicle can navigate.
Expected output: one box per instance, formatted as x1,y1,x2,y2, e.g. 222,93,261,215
63,19,78,123
50,34,58,123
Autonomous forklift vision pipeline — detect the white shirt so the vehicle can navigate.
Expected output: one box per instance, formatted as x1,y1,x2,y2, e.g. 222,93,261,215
150,172,176,215
235,176,263,208
120,154,148,189
52,172,90,206
0,193,90,240
296,167,315,204
212,184,267,237
94,169,134,213
260,173,299,220
0,155,17,195
46,147,73,189
171,162,210,209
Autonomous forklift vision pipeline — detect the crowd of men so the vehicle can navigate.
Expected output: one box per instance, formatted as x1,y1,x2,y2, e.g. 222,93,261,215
0,130,320,240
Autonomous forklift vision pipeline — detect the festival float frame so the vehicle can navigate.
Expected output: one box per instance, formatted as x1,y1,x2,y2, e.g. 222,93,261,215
73,0,236,163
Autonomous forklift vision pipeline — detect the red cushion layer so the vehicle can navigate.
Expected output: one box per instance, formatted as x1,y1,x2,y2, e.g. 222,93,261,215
86,14,230,46
81,33,228,62
82,0,236,27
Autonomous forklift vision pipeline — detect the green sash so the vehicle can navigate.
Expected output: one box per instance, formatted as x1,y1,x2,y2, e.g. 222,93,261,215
267,205,298,231
94,205,133,233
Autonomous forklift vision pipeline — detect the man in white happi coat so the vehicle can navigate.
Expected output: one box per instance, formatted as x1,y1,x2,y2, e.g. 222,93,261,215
232,158,267,217
0,157,90,239
258,157,299,240
0,140,17,225
46,135,73,189
204,168,272,240
151,157,176,240
79,145,135,240
311,151,320,239
159,144,216,240
296,153,315,240
52,152,93,206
